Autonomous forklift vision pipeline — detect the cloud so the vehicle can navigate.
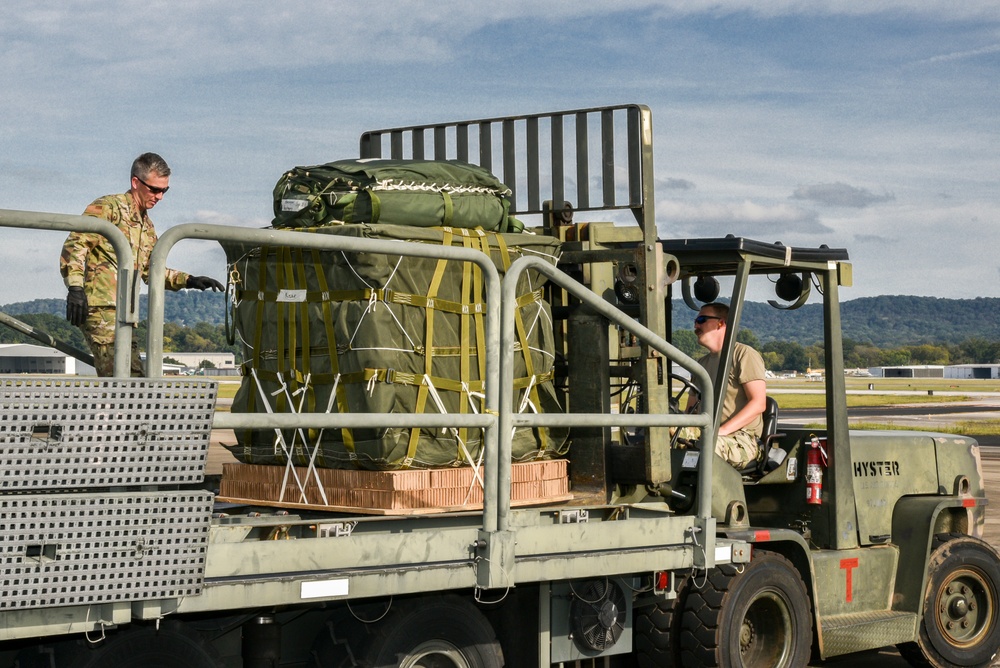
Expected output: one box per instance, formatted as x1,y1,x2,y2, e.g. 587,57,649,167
661,177,696,191
657,199,832,237
791,183,895,208
917,43,1000,65
853,233,892,244
185,210,268,229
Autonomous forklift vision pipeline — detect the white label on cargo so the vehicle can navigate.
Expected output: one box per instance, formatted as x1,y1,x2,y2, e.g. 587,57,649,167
281,198,309,212
277,289,307,303
301,579,349,599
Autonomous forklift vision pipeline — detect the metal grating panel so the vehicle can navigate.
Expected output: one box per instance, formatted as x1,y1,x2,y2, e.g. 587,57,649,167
0,491,213,610
0,377,216,490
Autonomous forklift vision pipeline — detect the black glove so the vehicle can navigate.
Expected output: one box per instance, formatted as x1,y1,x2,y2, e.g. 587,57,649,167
186,275,224,292
66,287,88,327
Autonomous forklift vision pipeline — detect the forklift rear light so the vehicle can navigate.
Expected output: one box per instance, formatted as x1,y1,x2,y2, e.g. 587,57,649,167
654,570,672,594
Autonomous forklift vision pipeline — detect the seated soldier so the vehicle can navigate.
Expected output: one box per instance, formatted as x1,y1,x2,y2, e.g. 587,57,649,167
683,302,767,469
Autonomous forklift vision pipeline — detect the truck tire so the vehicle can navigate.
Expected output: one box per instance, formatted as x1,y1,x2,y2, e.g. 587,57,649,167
898,534,1000,668
62,622,222,668
678,551,812,667
633,571,690,667
357,595,503,668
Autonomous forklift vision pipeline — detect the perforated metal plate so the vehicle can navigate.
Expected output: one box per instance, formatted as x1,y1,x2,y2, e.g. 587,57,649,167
0,490,213,610
0,377,216,490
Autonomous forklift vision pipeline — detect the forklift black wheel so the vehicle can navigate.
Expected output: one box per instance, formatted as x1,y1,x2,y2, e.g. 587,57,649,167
634,570,691,668
357,595,503,668
678,551,811,667
902,535,1000,668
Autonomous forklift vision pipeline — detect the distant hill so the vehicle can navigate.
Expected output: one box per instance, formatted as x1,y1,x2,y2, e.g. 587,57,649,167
3,293,998,349
2,291,226,326
672,295,1000,347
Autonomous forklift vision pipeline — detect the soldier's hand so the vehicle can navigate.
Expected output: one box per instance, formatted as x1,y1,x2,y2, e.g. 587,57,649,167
66,287,88,326
186,275,224,292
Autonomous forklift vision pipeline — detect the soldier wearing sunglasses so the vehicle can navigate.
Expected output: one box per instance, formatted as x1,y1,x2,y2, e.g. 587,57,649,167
684,302,768,468
60,152,224,376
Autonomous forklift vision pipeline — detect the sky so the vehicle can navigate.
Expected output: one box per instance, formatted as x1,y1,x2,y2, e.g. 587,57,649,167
1,0,998,306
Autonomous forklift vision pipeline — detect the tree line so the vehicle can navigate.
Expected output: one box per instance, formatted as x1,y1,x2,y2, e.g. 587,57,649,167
671,328,1000,373
4,294,1000,371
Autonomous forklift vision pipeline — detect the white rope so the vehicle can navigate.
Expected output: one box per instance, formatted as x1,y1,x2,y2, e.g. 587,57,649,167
250,368,308,503
346,256,417,352
422,374,485,496
513,375,540,442
460,381,487,505
373,179,511,197
277,371,330,506
341,251,373,289
299,373,343,505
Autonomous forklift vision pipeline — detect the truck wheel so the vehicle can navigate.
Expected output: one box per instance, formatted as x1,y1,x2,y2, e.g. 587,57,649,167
899,535,1000,668
358,595,503,668
679,551,812,667
633,571,690,667
62,622,222,668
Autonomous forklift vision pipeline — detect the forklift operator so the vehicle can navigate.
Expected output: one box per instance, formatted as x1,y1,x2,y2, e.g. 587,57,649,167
686,302,767,468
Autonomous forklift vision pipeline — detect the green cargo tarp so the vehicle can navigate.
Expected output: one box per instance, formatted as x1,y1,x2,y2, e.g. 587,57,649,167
272,159,522,232
224,224,566,470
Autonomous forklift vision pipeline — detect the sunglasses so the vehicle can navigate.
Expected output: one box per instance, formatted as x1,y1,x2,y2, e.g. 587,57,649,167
694,315,722,325
135,175,169,195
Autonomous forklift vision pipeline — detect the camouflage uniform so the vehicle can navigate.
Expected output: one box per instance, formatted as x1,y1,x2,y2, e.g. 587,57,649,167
61,192,189,376
679,342,766,468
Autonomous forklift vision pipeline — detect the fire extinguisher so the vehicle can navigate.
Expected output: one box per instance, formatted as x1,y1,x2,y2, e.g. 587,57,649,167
805,435,828,505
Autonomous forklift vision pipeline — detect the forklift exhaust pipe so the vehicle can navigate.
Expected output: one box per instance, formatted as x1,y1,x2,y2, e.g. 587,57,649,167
0,310,95,367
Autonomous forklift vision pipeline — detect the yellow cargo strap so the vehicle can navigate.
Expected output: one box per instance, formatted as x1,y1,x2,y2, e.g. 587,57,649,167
494,234,549,452
235,287,486,317
403,228,453,468
311,249,355,455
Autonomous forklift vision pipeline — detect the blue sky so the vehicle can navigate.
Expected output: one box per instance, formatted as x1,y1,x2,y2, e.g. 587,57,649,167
1,1,998,305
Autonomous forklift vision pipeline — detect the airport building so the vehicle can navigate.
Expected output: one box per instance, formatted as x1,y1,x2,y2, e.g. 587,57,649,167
867,365,945,378
0,344,235,376
0,344,93,375
943,364,1000,380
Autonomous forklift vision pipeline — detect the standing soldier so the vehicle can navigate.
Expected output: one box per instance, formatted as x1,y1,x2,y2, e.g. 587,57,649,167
61,152,223,377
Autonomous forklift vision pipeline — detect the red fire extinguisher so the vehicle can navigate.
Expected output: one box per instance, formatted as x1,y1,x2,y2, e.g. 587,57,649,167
805,435,828,505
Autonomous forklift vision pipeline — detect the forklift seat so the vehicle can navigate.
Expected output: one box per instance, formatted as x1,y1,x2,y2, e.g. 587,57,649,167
740,396,785,476
761,396,781,449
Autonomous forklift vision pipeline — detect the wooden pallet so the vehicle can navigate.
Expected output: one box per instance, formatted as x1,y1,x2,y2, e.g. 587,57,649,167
217,459,571,515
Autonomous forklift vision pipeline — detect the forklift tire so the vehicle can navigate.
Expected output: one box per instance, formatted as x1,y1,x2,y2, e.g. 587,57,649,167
898,534,1000,668
678,551,811,667
633,571,691,667
357,595,503,668
62,621,222,668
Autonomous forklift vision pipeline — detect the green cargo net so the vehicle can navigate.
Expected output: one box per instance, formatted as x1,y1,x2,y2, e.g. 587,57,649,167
225,224,566,475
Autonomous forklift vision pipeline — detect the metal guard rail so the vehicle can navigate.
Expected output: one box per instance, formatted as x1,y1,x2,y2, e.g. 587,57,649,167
150,225,715,536
0,209,137,378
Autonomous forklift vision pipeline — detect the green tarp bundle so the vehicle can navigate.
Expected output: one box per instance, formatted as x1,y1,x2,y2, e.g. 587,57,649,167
272,159,523,233
224,224,566,470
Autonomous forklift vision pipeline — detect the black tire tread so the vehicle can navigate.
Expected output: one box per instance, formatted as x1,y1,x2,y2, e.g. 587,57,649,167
634,571,691,668
359,595,503,668
678,551,812,667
